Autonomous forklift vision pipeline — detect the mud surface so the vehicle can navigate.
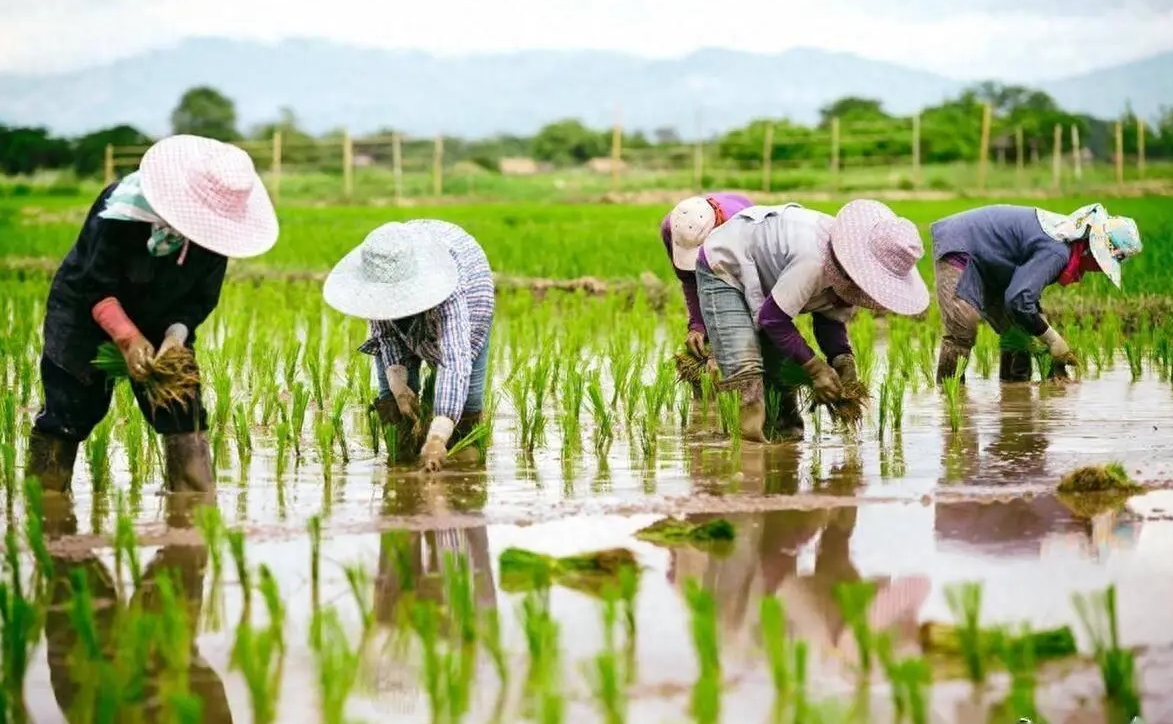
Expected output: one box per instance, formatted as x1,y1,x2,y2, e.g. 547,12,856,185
19,362,1173,723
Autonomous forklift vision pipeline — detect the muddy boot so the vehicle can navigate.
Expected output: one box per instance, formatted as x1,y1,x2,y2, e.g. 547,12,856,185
26,430,79,494
740,400,767,443
370,396,399,426
163,432,216,494
999,350,1033,383
935,343,970,384
771,386,805,441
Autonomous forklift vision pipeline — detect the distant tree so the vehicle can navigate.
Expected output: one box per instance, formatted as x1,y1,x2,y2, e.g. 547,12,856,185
251,107,317,163
73,124,151,177
531,119,607,165
817,97,888,129
170,86,239,141
0,125,72,175
653,126,682,145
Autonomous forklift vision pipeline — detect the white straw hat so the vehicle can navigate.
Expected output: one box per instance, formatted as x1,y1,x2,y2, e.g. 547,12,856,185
138,134,278,259
669,196,718,271
323,222,459,321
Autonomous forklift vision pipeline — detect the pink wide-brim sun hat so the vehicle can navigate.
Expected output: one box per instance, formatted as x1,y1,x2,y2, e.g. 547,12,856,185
829,199,930,316
139,134,279,259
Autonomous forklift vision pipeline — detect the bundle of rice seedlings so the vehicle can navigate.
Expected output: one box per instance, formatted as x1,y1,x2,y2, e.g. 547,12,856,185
1057,491,1136,520
1057,462,1142,494
775,358,870,429
499,547,639,597
634,517,735,554
92,341,200,411
674,351,711,386
919,621,1076,660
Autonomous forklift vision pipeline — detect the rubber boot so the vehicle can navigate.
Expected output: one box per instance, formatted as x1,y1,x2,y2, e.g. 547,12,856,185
740,400,767,443
26,430,79,494
163,432,216,493
999,350,1033,383
935,343,969,385
451,410,483,445
771,386,805,441
370,396,399,426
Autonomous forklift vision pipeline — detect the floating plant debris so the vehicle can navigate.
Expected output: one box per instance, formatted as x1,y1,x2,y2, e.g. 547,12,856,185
634,517,736,554
919,622,1077,660
498,547,639,596
1057,463,1142,494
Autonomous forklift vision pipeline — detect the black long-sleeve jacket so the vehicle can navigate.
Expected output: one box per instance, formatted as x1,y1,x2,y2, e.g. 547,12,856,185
42,183,228,383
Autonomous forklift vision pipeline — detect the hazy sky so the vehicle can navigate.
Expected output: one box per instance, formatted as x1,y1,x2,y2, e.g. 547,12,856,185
3,0,1173,80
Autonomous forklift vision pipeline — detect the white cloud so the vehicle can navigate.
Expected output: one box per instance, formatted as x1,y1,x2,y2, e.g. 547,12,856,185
2,0,1173,81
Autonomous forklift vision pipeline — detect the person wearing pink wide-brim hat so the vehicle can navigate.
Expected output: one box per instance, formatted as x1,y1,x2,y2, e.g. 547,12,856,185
696,200,930,443
27,134,279,497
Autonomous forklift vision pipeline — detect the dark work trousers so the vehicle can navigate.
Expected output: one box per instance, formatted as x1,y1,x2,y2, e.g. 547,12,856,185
33,355,208,443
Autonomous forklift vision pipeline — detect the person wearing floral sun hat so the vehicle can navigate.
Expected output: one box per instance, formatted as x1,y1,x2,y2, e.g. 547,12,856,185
696,200,931,442
27,134,279,496
324,219,494,473
932,203,1143,384
661,193,753,373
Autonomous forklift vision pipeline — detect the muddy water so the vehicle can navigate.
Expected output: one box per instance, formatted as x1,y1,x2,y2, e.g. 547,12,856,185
22,359,1173,723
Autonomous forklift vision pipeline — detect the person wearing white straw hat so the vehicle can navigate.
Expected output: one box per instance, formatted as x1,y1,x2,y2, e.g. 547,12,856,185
696,200,930,442
324,219,495,473
661,192,752,387
27,134,279,496
932,203,1142,384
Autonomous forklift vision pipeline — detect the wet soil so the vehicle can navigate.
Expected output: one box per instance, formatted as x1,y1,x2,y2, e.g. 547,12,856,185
19,363,1173,723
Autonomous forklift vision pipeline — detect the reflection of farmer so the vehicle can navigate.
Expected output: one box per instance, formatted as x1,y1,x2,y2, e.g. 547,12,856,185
26,135,278,495
934,495,1089,557
933,203,1143,383
374,527,498,625
43,496,231,723
696,200,930,442
325,220,494,473
661,193,753,386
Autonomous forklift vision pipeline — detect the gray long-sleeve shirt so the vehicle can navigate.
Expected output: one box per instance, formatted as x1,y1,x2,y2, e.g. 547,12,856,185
931,205,1070,335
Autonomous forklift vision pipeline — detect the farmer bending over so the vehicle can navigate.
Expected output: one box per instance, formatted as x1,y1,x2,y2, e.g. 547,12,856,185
27,135,279,495
933,203,1142,383
662,193,752,376
697,200,930,442
327,220,494,473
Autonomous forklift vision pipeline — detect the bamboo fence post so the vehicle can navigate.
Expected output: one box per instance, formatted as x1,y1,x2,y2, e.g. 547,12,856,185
271,131,282,204
830,117,840,191
1014,126,1024,189
392,132,403,206
342,129,354,199
1115,121,1125,188
1051,124,1062,191
103,144,114,185
762,122,774,192
1070,125,1082,181
977,103,991,191
433,134,444,197
911,113,921,188
1137,118,1146,179
610,103,622,193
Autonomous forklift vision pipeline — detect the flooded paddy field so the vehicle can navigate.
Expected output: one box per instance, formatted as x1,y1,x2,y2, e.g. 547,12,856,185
5,196,1173,723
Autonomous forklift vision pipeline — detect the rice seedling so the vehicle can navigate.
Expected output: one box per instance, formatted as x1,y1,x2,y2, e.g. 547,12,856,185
329,390,350,464
919,621,1075,660
833,580,878,677
315,418,336,476
990,623,1042,724
448,421,492,461
633,517,735,554
232,401,253,468
941,363,966,433
499,547,639,597
760,596,809,724
587,590,628,724
194,505,227,632
113,494,143,590
480,606,510,722
312,607,363,724
290,382,311,459
92,341,200,412
876,634,932,724
684,578,721,724
519,588,564,723
274,419,292,478
1073,585,1141,722
1,527,42,723
1058,462,1142,494
309,515,323,647
586,371,615,457
86,414,113,492
943,581,987,686
0,394,17,489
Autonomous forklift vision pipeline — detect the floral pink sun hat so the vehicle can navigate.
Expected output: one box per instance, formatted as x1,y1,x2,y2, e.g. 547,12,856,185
827,199,930,316
138,135,279,259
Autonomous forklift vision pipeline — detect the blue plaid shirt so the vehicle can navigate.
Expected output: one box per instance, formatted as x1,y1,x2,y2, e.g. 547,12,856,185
359,221,494,422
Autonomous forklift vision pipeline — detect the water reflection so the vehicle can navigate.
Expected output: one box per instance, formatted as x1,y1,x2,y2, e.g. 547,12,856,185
942,384,1051,485
42,492,232,723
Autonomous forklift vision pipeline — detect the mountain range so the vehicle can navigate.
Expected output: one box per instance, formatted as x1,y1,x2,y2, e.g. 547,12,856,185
1,38,1171,139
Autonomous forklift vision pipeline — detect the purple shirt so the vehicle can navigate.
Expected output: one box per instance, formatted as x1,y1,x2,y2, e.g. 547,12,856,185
661,192,753,334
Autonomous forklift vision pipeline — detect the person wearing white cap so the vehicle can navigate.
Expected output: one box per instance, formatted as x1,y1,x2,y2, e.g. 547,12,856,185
696,200,931,442
324,219,495,473
27,134,279,496
932,203,1143,384
661,193,753,370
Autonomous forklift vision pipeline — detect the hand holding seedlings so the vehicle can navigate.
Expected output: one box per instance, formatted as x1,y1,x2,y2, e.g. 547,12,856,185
420,433,448,472
830,353,858,385
685,329,707,359
802,357,843,403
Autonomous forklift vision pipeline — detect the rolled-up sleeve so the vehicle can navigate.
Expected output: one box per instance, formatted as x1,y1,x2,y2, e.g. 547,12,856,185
431,294,474,422
1004,248,1069,336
